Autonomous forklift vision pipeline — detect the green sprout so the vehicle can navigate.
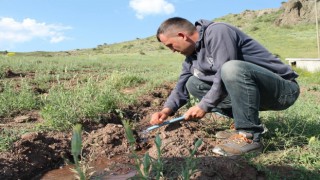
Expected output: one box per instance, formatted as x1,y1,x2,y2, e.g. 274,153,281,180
71,124,85,180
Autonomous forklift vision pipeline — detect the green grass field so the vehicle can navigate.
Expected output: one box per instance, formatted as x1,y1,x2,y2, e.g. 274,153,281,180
0,51,183,130
1,9,320,179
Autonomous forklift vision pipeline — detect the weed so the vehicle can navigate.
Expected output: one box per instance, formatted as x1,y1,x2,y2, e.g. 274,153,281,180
39,78,121,130
109,71,146,89
0,80,40,117
0,129,20,152
185,95,199,109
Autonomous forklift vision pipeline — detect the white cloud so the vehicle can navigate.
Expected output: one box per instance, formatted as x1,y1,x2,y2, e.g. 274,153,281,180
129,0,175,19
0,17,72,48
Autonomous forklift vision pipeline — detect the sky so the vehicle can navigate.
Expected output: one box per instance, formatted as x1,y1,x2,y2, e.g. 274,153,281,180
0,0,287,52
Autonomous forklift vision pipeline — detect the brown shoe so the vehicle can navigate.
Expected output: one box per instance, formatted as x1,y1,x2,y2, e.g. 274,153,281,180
215,123,237,139
216,123,268,139
215,130,238,139
213,131,263,156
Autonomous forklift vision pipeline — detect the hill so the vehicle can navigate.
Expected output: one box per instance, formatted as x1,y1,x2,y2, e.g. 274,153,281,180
14,0,318,59
276,0,319,25
213,0,318,59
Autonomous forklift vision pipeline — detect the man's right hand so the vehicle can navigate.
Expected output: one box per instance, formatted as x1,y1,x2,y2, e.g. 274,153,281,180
150,108,172,125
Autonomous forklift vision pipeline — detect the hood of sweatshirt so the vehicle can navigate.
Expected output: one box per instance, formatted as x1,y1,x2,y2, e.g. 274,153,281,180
194,19,214,51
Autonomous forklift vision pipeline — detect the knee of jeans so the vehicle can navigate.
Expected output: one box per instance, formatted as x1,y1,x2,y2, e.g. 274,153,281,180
221,60,241,82
186,77,196,96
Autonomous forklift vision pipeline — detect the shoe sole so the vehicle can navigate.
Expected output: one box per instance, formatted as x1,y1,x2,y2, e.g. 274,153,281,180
215,130,238,139
212,146,264,156
212,147,229,156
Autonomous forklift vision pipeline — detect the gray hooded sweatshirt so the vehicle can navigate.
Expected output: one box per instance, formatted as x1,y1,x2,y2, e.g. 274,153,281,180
164,19,298,113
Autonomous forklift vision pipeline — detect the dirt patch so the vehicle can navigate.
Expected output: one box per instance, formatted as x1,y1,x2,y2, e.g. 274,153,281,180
83,124,130,159
0,83,266,179
0,132,70,179
0,110,42,125
3,69,26,78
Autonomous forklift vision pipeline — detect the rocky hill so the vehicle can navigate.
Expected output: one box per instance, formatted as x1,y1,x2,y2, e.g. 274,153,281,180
231,0,318,26
276,0,319,25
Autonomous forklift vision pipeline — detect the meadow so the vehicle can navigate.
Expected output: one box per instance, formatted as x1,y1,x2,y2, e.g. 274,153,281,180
0,50,183,131
1,9,320,179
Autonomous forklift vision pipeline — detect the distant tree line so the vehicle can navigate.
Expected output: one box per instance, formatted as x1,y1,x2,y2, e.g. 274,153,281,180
1,50,8,55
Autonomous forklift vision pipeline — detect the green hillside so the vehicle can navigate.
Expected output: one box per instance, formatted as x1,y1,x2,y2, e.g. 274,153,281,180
14,36,169,57
214,9,318,59
18,7,318,61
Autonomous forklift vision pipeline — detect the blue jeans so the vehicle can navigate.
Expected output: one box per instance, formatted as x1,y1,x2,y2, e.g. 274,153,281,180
186,60,300,141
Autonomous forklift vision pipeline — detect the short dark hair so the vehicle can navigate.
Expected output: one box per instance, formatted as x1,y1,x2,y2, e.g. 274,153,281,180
156,17,196,42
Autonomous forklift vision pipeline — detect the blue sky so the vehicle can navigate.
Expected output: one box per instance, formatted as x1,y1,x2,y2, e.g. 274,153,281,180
0,0,287,52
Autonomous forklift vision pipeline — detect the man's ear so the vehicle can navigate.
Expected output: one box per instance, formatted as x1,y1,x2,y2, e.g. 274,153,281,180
177,32,188,40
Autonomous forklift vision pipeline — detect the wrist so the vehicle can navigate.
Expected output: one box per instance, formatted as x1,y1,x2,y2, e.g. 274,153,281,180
197,102,211,113
161,108,172,116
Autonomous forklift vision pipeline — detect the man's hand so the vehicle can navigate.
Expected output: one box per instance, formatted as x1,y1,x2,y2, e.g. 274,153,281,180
150,108,172,125
184,105,206,120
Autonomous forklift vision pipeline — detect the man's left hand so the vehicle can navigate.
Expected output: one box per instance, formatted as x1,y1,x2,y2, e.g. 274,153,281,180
184,105,206,120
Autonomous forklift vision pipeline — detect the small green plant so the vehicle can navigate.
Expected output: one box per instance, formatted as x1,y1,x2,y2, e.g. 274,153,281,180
123,120,151,179
154,134,163,179
71,124,86,180
69,124,95,179
180,139,203,180
123,119,203,179
185,95,199,109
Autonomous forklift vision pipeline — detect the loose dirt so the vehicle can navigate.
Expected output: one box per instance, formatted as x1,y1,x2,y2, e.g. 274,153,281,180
0,83,265,180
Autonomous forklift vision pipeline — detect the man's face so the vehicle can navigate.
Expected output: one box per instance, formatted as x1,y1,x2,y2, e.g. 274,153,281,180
158,33,195,56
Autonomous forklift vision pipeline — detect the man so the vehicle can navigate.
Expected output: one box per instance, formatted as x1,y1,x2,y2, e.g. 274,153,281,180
150,17,300,156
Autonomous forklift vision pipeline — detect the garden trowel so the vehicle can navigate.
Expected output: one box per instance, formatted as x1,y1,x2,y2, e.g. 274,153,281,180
143,116,185,133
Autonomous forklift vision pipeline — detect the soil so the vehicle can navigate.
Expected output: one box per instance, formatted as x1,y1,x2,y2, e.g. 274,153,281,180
0,82,266,180
0,70,290,180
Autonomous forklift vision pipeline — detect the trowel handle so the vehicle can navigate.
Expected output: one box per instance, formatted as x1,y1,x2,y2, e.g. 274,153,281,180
146,116,185,132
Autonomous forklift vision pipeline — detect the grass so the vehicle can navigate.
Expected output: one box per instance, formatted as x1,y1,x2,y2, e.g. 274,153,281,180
0,51,184,151
251,81,320,178
0,80,40,116
0,52,183,131
214,10,318,59
0,129,21,151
